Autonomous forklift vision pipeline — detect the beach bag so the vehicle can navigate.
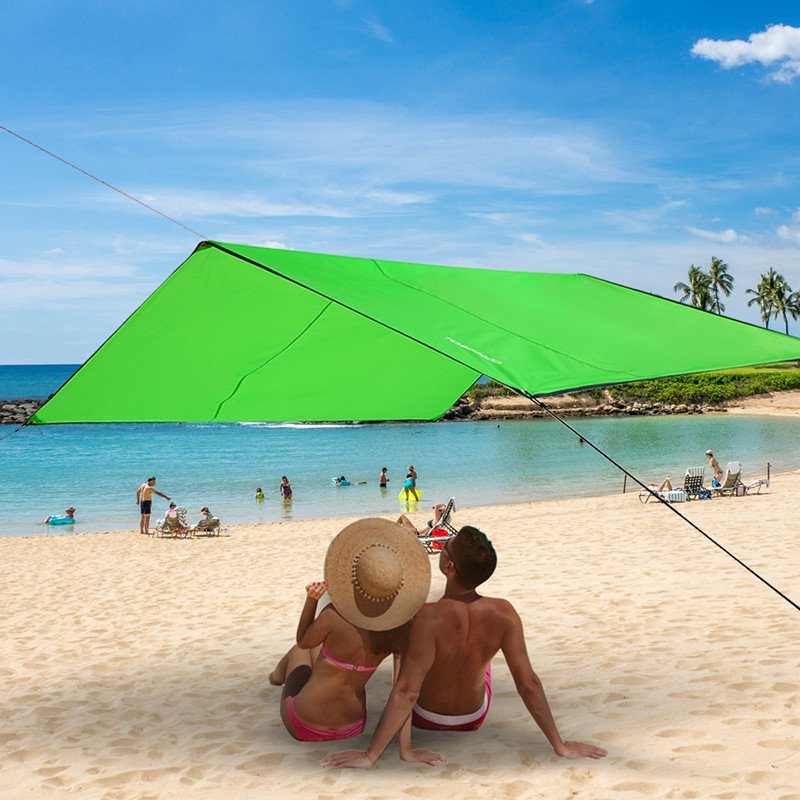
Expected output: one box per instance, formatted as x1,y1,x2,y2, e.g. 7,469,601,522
664,489,686,503
428,528,449,551
734,485,747,497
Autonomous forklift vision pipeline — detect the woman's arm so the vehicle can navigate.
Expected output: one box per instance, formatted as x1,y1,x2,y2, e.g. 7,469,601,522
295,581,331,647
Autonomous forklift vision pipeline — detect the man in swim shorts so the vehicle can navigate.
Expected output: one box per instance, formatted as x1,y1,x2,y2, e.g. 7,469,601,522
136,476,171,535
323,525,607,768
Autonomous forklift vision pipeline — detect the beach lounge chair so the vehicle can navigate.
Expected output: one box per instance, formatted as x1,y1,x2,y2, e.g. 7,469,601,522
744,477,770,494
155,507,192,538
683,467,708,499
711,462,742,496
417,498,458,554
638,467,707,504
193,517,221,536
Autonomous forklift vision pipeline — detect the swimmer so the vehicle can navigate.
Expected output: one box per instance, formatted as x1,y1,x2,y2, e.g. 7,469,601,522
255,487,265,501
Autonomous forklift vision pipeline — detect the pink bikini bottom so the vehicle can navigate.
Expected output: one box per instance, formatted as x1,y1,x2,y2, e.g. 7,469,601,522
285,697,366,742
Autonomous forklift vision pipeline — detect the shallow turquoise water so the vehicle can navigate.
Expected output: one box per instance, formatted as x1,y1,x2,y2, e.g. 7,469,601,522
1,415,797,537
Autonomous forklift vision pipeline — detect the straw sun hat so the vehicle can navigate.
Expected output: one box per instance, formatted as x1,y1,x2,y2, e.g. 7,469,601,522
324,518,431,631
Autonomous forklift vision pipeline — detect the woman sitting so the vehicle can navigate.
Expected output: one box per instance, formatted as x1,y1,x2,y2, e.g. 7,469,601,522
269,518,443,764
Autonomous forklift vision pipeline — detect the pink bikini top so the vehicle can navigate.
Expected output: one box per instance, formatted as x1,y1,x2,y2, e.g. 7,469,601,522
321,643,378,673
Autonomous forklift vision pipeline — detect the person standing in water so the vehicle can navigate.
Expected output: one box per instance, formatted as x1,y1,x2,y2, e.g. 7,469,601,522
403,465,419,502
379,467,389,489
255,487,265,501
280,476,293,500
136,477,171,535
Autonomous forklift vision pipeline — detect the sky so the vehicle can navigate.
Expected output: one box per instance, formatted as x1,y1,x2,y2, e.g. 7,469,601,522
1,0,800,363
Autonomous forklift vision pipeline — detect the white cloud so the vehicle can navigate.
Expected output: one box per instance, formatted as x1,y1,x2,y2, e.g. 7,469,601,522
136,191,356,220
360,17,393,43
692,24,800,83
776,208,800,244
754,206,774,215
777,224,800,245
0,256,150,308
687,227,744,243
250,240,293,250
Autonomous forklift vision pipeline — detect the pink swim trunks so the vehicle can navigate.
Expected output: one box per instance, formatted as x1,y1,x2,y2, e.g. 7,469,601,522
285,696,366,742
411,666,492,732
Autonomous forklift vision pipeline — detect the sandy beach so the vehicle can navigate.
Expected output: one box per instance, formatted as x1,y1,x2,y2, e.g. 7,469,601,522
728,389,800,418
1,473,798,800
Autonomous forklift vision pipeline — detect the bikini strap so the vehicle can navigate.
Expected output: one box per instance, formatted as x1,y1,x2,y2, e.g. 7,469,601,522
321,643,378,673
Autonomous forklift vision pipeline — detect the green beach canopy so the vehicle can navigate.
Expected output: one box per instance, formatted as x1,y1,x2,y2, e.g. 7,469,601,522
31,241,800,424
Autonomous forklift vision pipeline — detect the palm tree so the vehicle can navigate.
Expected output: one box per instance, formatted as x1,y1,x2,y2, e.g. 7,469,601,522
746,268,781,329
674,265,712,310
788,290,800,336
770,274,798,335
706,256,734,314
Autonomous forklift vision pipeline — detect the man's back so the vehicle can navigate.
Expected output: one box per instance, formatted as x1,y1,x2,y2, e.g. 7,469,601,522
415,595,514,715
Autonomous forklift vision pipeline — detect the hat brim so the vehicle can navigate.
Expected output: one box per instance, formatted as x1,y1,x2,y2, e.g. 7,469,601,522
324,518,431,631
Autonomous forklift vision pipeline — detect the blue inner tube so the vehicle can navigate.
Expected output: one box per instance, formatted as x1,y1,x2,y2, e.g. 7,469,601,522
47,515,75,525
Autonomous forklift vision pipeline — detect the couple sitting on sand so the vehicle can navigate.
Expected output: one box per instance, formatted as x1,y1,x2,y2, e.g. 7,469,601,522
269,518,607,767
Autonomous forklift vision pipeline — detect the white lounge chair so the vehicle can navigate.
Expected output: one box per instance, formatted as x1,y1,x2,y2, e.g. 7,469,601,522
417,498,458,554
639,467,707,504
744,477,770,494
155,507,192,538
193,517,221,536
711,462,742,496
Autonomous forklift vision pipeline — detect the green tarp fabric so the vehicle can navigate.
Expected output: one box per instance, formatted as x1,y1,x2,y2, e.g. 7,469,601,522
31,241,800,424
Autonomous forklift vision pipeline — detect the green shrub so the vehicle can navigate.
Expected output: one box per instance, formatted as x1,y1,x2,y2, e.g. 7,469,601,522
608,365,800,405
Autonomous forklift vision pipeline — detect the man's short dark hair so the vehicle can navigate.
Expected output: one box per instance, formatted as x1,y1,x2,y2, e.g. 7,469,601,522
450,526,497,588
148,476,156,482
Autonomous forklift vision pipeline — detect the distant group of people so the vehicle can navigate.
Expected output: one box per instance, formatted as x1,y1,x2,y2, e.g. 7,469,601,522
270,517,607,767
251,464,421,497
255,476,293,501
376,464,420,501
135,476,215,535
654,449,726,494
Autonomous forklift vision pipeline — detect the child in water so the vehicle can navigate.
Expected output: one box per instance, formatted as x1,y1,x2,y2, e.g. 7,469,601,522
255,487,265,501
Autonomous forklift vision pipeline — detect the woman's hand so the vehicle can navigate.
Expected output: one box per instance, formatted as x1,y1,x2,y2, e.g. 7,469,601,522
400,747,447,766
305,581,328,600
320,750,374,769
555,740,608,759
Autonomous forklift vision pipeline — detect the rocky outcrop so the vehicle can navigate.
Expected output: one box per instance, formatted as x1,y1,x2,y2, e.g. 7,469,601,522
442,390,726,421
0,393,727,425
0,399,44,425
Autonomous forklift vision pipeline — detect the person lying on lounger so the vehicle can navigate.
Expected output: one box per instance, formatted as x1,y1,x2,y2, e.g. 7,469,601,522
322,525,607,769
396,503,448,537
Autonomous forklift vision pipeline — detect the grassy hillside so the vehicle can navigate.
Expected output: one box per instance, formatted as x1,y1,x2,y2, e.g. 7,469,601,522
468,362,800,406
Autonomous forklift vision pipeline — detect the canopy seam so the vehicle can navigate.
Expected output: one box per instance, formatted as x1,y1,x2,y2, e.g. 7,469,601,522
210,300,333,421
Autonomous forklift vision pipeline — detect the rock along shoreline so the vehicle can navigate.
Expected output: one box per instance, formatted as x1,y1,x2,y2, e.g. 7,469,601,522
1,391,726,426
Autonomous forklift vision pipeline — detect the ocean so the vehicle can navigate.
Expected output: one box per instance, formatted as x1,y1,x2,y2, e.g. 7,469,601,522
0,364,80,400
1,365,798,538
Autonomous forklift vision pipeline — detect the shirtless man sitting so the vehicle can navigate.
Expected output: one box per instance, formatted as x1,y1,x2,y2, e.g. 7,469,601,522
322,525,607,768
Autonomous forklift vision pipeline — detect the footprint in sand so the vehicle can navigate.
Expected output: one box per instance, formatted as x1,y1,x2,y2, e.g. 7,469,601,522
672,743,727,753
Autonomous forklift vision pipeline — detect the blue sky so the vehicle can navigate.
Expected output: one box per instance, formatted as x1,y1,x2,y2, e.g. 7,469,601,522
2,0,800,362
